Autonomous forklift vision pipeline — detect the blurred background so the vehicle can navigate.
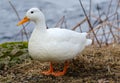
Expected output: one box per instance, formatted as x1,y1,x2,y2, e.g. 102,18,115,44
0,0,120,46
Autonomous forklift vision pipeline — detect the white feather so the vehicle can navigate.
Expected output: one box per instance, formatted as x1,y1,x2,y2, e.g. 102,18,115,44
25,8,92,62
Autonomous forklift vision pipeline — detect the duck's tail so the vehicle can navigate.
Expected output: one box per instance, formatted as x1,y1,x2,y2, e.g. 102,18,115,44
86,39,92,46
81,32,92,46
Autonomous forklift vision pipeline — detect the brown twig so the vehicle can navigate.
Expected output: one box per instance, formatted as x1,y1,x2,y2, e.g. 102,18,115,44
89,0,92,23
8,0,29,41
72,18,87,30
55,16,65,28
79,0,101,47
106,0,112,16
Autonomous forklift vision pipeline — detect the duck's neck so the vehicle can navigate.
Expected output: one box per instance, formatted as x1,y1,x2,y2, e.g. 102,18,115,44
35,19,46,32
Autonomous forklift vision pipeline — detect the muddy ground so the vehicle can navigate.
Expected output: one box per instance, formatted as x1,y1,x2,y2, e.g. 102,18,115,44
0,42,119,83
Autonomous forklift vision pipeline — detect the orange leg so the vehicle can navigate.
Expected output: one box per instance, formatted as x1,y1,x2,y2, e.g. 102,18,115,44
51,61,69,76
41,62,53,75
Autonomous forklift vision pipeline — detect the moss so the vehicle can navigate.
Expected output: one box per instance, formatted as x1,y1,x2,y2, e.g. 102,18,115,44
0,42,28,48
0,42,29,70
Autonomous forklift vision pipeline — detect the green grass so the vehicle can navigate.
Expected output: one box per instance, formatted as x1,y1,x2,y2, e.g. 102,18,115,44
0,42,29,69
0,42,28,48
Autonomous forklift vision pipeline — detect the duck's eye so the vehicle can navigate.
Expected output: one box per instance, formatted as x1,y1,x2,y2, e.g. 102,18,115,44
31,11,34,14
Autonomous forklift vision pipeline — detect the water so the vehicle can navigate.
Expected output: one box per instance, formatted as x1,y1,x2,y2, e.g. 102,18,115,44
0,0,116,43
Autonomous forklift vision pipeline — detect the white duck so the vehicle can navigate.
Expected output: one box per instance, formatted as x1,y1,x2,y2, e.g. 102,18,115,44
17,8,92,76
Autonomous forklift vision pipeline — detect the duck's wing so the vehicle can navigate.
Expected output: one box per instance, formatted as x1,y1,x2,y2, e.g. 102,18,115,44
42,28,92,61
47,28,91,46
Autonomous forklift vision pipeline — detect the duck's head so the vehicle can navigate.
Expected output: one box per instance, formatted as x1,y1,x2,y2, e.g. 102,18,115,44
17,8,45,26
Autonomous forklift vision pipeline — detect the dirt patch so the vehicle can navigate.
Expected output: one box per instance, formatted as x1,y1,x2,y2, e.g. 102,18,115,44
0,42,119,83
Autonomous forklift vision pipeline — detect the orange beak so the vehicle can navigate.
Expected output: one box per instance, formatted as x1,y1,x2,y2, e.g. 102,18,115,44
17,16,30,26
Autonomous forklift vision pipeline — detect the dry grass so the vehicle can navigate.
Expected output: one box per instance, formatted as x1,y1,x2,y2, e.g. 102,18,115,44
0,45,119,83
